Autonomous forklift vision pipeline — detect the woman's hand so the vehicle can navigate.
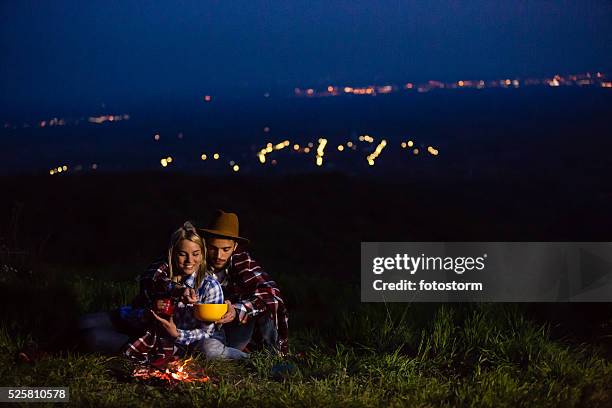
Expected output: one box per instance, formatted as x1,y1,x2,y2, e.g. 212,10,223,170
215,300,236,324
150,310,179,338
182,288,198,304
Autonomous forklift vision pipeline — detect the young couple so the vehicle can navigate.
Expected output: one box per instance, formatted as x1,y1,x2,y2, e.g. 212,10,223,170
79,210,288,361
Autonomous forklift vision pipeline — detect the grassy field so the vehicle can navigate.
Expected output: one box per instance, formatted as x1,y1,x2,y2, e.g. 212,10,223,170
0,263,611,407
1,173,611,406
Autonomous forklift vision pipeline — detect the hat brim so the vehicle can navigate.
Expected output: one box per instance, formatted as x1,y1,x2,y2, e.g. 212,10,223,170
198,228,249,244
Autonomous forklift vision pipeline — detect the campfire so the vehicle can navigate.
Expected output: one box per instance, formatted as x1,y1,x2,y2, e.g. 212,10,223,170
132,356,210,385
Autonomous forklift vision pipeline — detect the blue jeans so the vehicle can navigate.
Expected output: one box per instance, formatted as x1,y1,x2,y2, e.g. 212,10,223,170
193,329,249,360
224,313,278,352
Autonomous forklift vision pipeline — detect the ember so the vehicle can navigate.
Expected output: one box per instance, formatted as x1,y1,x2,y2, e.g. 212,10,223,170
132,357,210,384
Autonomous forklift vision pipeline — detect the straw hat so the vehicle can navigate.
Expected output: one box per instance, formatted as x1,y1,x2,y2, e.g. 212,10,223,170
198,210,249,243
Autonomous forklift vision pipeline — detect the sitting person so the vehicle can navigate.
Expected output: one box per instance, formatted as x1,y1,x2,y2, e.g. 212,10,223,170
80,221,248,360
198,210,289,355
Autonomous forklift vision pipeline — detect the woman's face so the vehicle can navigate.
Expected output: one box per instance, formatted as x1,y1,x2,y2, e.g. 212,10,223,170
174,239,203,275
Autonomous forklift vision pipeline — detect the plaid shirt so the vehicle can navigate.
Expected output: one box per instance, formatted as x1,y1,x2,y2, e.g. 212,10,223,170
124,261,223,362
175,275,223,344
210,245,289,355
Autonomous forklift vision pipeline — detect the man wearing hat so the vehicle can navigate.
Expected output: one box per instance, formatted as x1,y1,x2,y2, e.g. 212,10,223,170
198,210,289,355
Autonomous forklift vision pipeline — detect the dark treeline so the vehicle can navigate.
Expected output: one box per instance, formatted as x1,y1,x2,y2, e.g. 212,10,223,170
1,172,609,273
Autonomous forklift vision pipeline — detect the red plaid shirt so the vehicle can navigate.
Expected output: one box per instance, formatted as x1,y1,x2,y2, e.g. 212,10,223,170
212,245,289,355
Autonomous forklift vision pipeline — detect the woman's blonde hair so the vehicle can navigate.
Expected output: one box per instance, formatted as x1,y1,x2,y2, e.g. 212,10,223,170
167,221,207,289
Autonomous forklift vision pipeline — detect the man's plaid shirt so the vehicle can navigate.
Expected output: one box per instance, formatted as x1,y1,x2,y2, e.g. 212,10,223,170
210,245,289,354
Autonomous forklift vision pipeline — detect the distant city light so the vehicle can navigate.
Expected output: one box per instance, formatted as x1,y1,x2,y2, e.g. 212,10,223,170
366,139,387,165
360,135,374,143
25,72,610,176
316,138,328,166
233,164,240,172
88,114,129,124
291,72,606,99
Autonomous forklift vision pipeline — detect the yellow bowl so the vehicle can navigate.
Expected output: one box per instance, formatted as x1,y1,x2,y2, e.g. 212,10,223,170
193,303,228,322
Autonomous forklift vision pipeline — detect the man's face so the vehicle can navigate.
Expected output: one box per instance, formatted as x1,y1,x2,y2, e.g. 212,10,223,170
206,237,237,270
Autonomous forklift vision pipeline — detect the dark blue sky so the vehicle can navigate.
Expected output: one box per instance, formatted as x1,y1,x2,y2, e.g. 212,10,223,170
1,1,611,111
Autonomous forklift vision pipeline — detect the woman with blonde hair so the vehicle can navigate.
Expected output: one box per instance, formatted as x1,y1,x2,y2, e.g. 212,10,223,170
80,221,248,360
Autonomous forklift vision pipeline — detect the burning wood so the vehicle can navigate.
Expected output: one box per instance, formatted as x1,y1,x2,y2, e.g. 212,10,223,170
132,357,210,384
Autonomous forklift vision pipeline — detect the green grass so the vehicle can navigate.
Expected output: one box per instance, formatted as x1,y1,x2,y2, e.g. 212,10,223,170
0,267,610,407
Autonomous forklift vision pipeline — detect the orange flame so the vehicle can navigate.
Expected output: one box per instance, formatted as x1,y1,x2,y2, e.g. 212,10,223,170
133,358,209,384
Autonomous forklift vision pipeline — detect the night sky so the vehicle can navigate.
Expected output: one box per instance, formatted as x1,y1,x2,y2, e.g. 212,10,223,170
1,1,611,111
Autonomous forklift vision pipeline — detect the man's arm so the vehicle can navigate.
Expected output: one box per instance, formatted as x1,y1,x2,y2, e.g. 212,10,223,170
229,249,284,324
137,261,175,304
